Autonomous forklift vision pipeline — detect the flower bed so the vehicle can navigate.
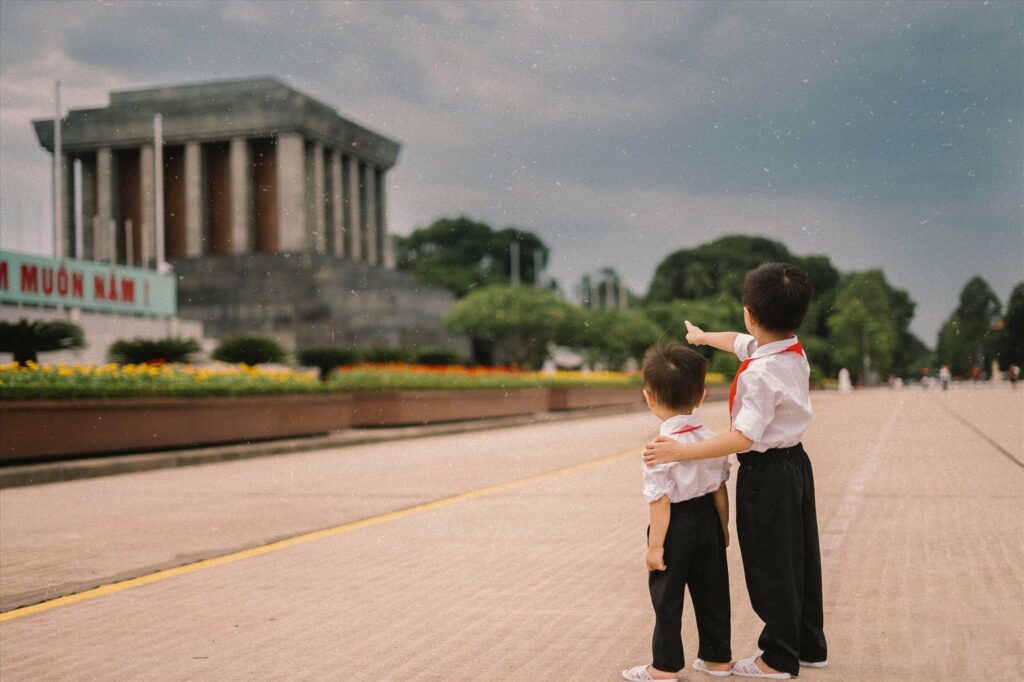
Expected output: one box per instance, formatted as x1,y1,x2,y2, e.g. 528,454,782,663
0,362,707,458
0,361,323,400
1,394,354,462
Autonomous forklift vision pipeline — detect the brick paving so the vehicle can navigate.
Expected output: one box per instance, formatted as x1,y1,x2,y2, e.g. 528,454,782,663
0,386,1021,680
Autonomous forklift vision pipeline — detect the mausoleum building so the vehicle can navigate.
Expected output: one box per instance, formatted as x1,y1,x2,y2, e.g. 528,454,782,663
31,78,464,353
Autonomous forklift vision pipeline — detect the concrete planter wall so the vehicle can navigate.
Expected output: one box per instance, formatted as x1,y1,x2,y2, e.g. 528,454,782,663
547,386,644,411
351,388,547,427
0,394,354,462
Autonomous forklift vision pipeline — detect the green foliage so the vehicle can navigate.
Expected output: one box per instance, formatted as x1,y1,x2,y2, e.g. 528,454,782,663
826,271,899,381
395,216,549,296
359,347,417,364
211,335,286,365
296,347,361,380
580,308,661,370
999,282,1024,367
445,285,585,368
646,237,841,375
108,337,201,365
936,276,1003,374
328,367,542,391
0,365,325,400
0,318,85,364
647,235,831,303
413,347,463,366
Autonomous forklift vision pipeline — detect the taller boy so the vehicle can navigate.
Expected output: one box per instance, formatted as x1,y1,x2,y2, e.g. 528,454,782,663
643,263,828,680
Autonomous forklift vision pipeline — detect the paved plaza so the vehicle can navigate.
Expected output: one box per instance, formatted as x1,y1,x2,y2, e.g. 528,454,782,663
0,386,1021,681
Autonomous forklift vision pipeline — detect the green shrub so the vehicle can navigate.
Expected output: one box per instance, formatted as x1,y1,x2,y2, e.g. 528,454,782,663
108,337,201,364
296,347,361,380
212,335,286,365
413,347,462,366
360,346,416,364
0,319,85,364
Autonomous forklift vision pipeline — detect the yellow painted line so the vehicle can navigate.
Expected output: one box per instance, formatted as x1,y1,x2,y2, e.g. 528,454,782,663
0,447,637,623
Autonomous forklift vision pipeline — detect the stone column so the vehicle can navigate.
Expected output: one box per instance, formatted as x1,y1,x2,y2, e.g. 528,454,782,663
345,155,361,261
276,132,306,252
184,142,203,257
229,137,252,254
60,153,74,259
140,144,155,267
80,155,96,259
377,168,391,268
311,142,326,254
95,147,113,262
362,163,378,266
330,150,345,258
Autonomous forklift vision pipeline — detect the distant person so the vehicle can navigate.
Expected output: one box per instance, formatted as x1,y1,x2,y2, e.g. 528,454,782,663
939,365,951,391
837,367,852,394
645,263,828,679
621,342,733,681
1009,364,1020,390
970,365,981,382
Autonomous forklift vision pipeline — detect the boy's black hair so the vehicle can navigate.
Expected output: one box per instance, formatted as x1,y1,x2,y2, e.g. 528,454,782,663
642,342,708,412
742,262,814,334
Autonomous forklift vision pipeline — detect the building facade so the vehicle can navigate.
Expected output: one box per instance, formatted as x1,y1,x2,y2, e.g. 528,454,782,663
34,77,397,268
30,78,466,355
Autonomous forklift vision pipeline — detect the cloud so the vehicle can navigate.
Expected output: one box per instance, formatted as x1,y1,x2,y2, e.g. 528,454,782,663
1,0,1020,342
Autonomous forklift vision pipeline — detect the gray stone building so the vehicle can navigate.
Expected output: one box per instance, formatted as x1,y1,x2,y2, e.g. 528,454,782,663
33,77,465,353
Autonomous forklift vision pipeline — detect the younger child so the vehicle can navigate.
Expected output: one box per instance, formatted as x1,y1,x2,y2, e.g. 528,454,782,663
643,263,828,680
622,342,733,681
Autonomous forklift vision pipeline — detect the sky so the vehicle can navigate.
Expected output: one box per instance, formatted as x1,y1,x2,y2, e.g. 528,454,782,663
0,0,1021,343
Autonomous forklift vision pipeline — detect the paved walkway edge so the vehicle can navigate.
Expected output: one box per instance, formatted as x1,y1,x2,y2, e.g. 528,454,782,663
0,403,656,489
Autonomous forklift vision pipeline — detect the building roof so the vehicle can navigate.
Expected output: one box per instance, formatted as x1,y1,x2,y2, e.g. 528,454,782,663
33,77,400,168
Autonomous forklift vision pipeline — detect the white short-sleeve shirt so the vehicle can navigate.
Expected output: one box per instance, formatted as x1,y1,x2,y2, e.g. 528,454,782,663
642,414,731,504
731,333,812,453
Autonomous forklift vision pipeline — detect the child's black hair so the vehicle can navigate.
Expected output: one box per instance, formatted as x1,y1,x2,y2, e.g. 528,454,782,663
742,262,814,334
642,342,708,412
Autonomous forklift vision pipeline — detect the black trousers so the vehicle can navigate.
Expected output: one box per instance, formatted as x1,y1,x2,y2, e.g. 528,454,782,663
648,492,732,672
736,444,828,676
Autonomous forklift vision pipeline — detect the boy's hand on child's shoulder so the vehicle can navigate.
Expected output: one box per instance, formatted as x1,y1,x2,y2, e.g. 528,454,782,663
646,545,667,571
684,320,705,346
643,437,685,465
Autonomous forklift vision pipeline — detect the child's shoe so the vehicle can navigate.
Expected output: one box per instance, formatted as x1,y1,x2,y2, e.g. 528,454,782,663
693,658,733,677
731,656,791,680
621,664,677,681
799,658,829,668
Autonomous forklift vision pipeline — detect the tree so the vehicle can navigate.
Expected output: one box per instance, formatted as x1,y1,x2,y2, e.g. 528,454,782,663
444,285,584,368
647,235,809,302
212,335,286,365
999,282,1024,368
643,295,745,372
108,337,201,364
936,276,1002,375
827,271,899,382
0,319,85,365
581,308,661,370
395,216,549,297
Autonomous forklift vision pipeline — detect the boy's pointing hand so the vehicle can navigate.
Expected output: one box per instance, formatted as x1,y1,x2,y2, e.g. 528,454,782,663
684,320,705,346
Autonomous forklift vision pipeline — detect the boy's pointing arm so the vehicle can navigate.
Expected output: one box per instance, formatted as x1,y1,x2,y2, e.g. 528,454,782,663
684,320,740,355
643,430,753,464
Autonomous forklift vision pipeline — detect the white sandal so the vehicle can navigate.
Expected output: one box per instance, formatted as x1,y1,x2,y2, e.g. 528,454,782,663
693,658,733,677
621,664,677,681
731,656,791,680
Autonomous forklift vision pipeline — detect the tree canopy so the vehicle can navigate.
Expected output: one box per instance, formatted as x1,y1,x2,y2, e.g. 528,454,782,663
395,216,549,297
0,319,86,365
444,285,583,368
936,276,1004,375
